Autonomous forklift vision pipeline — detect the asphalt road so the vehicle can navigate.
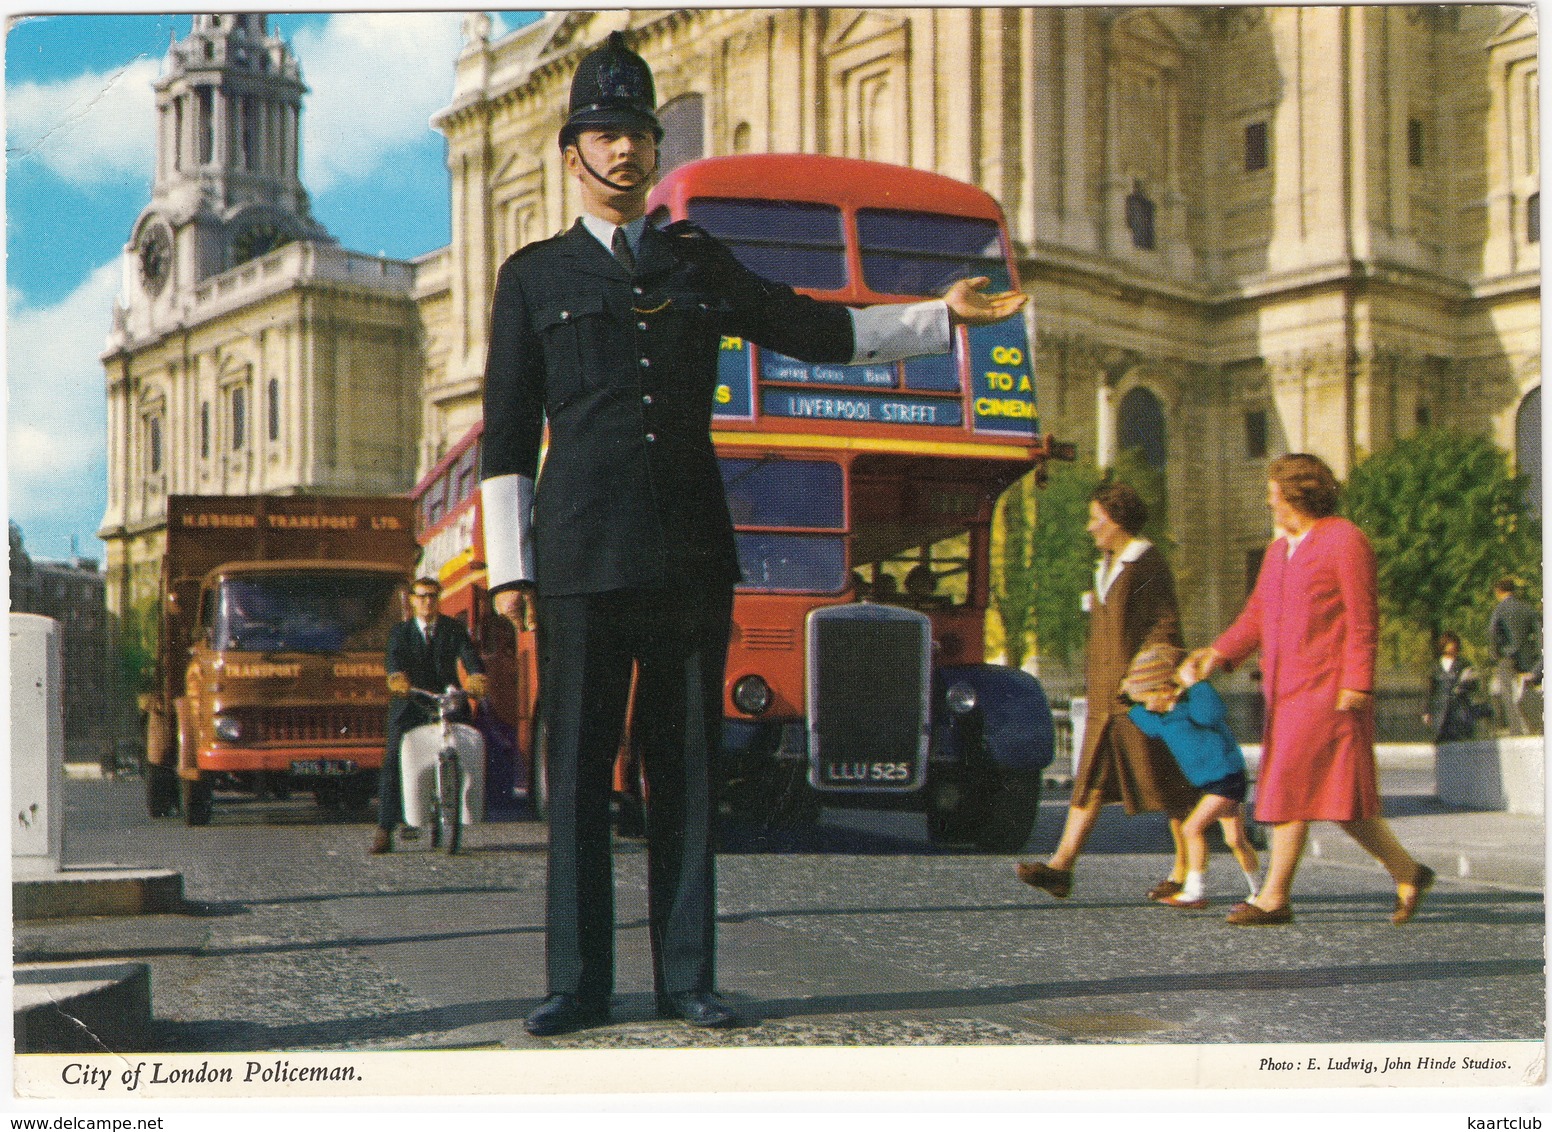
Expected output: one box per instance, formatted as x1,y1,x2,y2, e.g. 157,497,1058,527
16,772,1545,1053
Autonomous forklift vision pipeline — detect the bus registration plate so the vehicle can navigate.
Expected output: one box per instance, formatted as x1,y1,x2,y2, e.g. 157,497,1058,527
291,759,358,776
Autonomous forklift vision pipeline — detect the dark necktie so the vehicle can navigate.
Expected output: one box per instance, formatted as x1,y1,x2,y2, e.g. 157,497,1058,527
611,226,635,273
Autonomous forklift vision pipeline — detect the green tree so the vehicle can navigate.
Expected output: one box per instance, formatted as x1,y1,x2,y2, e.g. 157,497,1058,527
1343,430,1541,667
1027,460,1103,667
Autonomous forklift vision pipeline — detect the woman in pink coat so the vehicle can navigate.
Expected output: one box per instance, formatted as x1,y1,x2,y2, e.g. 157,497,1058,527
1187,454,1434,926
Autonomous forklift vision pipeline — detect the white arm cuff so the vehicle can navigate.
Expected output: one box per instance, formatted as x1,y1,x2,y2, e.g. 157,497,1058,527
480,474,535,588
848,300,951,364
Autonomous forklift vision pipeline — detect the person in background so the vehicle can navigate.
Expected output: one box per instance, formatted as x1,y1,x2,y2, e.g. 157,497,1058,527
1487,578,1541,736
1423,631,1481,743
1015,482,1197,904
373,577,487,855
1185,454,1433,927
1121,643,1260,910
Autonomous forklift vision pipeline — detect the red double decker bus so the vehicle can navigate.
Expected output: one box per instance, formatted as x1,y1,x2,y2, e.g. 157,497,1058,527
413,154,1068,849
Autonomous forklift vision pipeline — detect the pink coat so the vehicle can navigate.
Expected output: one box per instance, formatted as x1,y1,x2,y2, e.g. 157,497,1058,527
1212,516,1381,823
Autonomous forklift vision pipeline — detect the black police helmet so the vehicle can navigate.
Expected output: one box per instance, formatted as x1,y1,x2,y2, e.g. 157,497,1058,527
561,31,663,148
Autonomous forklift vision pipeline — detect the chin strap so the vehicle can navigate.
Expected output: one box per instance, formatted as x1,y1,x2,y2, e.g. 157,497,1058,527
576,144,660,193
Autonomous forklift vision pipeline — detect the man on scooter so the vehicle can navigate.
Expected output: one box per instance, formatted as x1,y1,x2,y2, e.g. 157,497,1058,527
372,577,489,854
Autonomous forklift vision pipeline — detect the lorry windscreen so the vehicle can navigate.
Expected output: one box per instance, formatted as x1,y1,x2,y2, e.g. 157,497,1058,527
721,457,847,594
213,571,402,653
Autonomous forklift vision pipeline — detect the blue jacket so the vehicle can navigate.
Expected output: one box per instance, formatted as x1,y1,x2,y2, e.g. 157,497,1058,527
1127,681,1244,788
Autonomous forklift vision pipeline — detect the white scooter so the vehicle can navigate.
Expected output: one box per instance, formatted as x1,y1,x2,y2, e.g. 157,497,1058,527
399,686,486,854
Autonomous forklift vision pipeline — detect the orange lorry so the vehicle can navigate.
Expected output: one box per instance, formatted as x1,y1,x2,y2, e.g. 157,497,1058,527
142,495,419,824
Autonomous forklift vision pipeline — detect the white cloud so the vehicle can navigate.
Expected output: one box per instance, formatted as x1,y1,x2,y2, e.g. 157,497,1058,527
6,58,158,185
293,12,465,193
6,261,119,524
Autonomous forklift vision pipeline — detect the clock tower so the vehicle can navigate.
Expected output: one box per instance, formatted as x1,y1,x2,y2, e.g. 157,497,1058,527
119,13,331,340
101,13,421,625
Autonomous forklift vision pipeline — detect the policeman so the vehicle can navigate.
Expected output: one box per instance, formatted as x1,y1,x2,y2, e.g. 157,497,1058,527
479,30,1027,1036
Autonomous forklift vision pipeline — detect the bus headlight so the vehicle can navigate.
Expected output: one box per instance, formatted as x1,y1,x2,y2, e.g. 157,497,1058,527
732,675,773,716
213,715,244,742
945,682,978,715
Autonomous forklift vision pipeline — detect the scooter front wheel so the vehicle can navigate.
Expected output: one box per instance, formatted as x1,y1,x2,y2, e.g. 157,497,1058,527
437,751,462,855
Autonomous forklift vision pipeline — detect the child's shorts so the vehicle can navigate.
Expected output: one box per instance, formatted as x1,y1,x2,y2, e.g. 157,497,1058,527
1198,770,1248,803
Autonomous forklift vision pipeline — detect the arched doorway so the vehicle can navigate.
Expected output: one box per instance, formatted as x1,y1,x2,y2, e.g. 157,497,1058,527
1117,386,1167,470
1516,385,1541,518
658,93,704,177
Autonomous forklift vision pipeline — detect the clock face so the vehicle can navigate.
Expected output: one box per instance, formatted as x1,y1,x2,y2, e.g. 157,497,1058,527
139,226,172,296
231,221,288,267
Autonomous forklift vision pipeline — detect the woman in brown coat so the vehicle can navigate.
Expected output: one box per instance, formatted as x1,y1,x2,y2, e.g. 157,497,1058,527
1016,483,1198,900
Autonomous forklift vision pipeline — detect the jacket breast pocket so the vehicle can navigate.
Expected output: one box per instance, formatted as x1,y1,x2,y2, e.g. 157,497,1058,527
535,297,606,407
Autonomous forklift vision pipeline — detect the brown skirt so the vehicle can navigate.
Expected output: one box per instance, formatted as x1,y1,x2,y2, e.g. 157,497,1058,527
1073,713,1199,817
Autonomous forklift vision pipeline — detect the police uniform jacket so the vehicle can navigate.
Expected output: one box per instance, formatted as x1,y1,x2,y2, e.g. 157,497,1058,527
481,219,863,597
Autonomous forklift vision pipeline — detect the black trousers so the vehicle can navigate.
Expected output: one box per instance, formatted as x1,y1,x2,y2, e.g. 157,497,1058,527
536,585,733,1001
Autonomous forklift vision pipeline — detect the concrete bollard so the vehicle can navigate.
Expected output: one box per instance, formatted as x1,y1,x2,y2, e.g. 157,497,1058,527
1435,735,1546,816
11,614,64,866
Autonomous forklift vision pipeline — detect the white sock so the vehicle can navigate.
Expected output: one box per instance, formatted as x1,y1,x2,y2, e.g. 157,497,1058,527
1181,870,1205,900
1242,869,1260,897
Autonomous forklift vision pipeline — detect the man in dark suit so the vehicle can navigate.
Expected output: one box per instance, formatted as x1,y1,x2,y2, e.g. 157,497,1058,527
372,577,488,854
479,31,1028,1036
1488,577,1541,735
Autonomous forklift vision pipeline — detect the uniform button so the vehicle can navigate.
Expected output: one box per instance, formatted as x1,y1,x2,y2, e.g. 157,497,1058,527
640,357,651,368
633,286,644,296
646,433,657,443
637,321,648,331
642,394,653,405
561,310,571,320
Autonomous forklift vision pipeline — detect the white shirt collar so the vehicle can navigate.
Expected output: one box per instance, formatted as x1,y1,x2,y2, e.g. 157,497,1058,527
1095,537,1152,601
581,214,647,256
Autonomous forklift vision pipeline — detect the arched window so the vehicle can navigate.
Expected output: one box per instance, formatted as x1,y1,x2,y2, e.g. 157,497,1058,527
1529,192,1540,245
231,386,247,450
1516,386,1541,518
1117,386,1167,470
267,378,280,442
1125,183,1156,250
200,402,211,459
731,122,752,154
658,93,705,176
148,417,163,474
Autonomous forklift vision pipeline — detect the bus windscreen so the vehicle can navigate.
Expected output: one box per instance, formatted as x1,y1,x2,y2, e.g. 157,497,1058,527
686,199,847,291
856,210,1010,297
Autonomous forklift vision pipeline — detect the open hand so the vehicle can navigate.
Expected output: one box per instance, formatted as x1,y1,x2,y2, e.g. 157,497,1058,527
944,276,1028,327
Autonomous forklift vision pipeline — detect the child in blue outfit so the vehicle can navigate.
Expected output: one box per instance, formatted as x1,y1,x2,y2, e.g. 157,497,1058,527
1123,643,1260,909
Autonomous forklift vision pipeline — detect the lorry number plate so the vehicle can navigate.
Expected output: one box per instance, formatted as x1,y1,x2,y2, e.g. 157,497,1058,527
290,760,357,776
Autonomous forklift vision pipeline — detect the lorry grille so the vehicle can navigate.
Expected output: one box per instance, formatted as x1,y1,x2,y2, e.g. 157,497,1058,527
235,707,385,745
806,604,930,791
742,626,796,651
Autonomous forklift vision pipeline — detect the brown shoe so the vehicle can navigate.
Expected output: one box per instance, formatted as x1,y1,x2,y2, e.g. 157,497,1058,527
1392,863,1436,925
1147,879,1184,902
370,827,392,855
1015,861,1072,898
1226,901,1292,926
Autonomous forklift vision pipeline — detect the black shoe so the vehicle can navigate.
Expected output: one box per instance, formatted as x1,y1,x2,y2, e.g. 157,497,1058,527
659,990,738,1028
369,828,392,855
523,993,609,1037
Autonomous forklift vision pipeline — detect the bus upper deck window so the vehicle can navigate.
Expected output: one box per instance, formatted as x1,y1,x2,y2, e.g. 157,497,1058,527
685,199,846,291
856,210,1010,298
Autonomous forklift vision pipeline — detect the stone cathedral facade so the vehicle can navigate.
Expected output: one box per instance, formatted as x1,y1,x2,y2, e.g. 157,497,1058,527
103,7,1540,655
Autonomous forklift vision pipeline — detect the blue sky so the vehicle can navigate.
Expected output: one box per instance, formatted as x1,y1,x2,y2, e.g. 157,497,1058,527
5,11,540,562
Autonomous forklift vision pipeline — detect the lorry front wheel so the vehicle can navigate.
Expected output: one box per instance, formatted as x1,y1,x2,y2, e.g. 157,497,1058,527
181,774,214,826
